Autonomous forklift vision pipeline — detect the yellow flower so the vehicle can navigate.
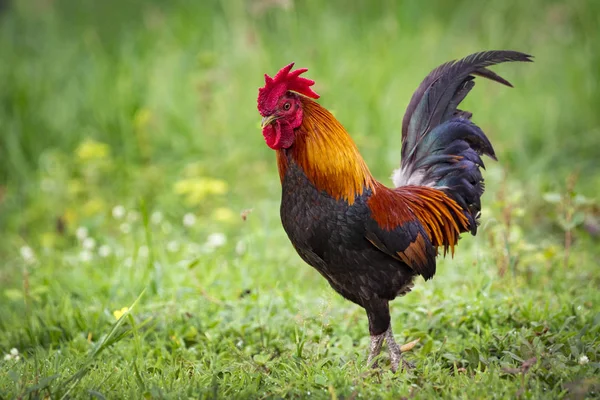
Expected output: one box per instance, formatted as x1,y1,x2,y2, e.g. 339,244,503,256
82,198,106,216
173,177,228,206
75,139,110,162
213,207,236,223
113,307,129,320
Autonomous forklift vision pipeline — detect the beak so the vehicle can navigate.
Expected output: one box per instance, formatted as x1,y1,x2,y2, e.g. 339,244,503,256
261,115,277,128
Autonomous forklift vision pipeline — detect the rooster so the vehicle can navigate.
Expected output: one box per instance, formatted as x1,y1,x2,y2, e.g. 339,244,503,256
257,51,531,371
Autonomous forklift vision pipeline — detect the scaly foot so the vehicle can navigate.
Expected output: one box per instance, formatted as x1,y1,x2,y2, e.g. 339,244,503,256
385,326,415,372
367,326,414,372
367,333,384,368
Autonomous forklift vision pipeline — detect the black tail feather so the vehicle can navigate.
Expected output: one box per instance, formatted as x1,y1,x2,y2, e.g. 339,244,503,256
394,50,532,234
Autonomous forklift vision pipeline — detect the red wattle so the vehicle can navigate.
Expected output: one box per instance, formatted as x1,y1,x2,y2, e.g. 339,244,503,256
262,124,280,149
263,121,294,150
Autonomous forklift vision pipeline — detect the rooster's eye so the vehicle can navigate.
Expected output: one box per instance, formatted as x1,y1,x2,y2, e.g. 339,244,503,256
283,102,291,111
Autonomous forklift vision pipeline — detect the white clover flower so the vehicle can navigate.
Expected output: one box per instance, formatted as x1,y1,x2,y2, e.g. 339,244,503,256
79,250,93,262
235,240,246,255
112,205,126,219
119,223,131,234
127,210,140,222
166,240,179,253
76,227,89,241
98,245,111,258
82,237,96,250
206,233,226,249
579,355,589,365
183,213,196,227
19,246,36,264
3,348,20,361
151,211,163,225
138,245,149,258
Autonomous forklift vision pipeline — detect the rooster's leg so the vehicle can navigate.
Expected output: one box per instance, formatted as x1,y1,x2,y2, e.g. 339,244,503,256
366,300,415,372
367,333,384,367
385,326,415,372
366,299,389,369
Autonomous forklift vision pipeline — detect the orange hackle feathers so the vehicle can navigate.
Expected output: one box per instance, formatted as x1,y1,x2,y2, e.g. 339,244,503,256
277,97,375,204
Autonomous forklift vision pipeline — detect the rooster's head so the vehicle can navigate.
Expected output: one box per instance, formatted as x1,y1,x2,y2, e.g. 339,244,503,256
257,63,319,150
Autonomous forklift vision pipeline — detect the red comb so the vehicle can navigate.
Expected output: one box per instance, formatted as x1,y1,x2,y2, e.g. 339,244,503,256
257,63,320,116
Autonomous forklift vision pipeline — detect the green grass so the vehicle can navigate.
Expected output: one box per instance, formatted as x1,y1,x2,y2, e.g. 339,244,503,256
1,0,599,398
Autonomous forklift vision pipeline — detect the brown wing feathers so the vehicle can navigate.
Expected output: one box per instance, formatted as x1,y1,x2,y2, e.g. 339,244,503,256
366,184,470,278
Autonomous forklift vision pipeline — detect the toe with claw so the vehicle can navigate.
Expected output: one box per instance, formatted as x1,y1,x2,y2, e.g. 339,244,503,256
367,326,417,372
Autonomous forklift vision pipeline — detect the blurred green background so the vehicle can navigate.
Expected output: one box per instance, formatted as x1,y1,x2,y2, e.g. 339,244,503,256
0,0,599,398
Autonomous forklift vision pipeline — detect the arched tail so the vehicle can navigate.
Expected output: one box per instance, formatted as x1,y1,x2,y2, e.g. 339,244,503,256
393,51,532,233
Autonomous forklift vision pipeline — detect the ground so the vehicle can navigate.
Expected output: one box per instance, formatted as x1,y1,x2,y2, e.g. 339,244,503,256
0,0,599,398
